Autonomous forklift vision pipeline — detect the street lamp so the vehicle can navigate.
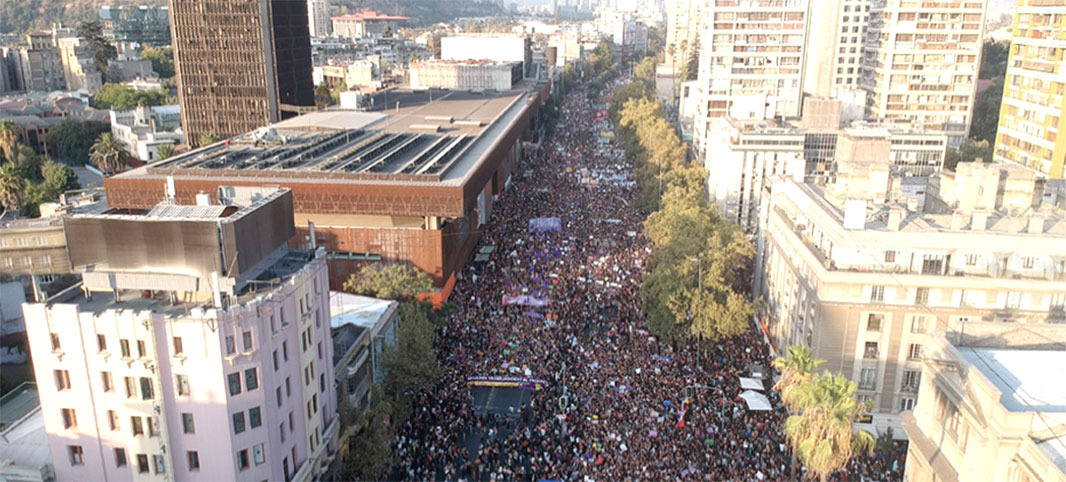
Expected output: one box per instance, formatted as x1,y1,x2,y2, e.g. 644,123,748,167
688,257,701,290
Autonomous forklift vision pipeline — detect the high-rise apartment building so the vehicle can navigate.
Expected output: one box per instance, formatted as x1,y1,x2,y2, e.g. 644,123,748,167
22,186,339,481
804,0,871,114
695,0,810,122
169,0,315,145
56,37,103,94
860,0,988,145
756,161,1066,424
307,0,331,38
993,0,1066,179
664,0,703,69
99,6,172,46
9,32,65,92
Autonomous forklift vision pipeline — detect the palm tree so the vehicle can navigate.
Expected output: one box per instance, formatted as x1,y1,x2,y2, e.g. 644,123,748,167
89,133,131,174
199,132,220,146
773,345,825,410
784,372,876,482
155,144,175,161
0,120,19,164
773,344,825,479
0,165,25,213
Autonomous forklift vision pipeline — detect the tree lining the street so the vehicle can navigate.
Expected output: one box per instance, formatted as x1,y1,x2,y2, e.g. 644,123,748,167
338,263,444,481
610,78,758,343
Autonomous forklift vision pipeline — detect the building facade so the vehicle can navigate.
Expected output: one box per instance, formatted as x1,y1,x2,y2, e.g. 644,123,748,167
55,37,103,94
664,0,703,69
903,330,1066,482
21,187,339,482
170,0,315,146
307,0,331,38
330,11,410,39
860,0,987,145
410,61,523,91
10,33,65,93
99,6,171,46
109,104,183,162
803,0,870,118
702,101,947,232
695,0,810,121
756,162,1066,426
993,0,1066,179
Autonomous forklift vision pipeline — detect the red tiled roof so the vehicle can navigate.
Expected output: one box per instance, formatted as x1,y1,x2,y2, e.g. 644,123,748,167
330,10,411,22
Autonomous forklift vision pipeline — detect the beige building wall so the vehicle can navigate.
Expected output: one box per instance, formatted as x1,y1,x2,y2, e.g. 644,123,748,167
804,0,870,98
757,177,1066,418
903,331,1066,482
664,0,702,69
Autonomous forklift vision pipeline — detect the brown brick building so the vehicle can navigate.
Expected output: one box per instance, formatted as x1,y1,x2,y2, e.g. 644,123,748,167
105,85,549,300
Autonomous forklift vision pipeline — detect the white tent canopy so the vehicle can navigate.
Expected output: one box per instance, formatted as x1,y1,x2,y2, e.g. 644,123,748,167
740,390,772,411
739,377,764,391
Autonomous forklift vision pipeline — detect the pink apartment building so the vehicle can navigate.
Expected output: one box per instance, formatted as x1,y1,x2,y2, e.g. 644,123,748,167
21,186,339,481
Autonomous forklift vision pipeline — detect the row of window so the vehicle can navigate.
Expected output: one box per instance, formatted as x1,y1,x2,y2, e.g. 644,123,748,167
862,340,922,361
865,313,930,333
54,369,156,400
857,368,921,392
228,368,260,396
69,446,166,474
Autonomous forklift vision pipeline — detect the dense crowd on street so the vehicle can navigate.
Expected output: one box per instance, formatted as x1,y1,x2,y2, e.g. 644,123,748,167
390,80,905,481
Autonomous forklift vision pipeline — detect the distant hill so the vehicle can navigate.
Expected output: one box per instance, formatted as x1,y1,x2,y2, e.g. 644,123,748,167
334,0,508,26
2,0,506,38
0,0,166,36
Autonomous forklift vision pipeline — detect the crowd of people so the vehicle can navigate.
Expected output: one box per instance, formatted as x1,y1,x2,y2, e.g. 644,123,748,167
390,80,905,481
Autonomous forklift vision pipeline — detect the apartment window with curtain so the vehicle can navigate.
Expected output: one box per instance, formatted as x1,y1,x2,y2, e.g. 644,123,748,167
68,446,84,465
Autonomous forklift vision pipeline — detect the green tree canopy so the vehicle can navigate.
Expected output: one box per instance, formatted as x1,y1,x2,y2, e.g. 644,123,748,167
0,165,25,214
93,83,169,110
45,119,110,165
772,345,826,412
155,144,175,160
945,138,993,171
199,132,221,145
380,303,442,397
41,159,80,195
89,132,131,174
13,145,43,184
785,372,876,482
342,263,433,301
970,79,1003,144
0,120,18,164
141,47,175,78
314,83,337,108
979,40,1010,80
76,21,117,79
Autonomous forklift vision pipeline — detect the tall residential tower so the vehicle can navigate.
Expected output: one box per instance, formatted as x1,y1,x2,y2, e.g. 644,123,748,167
694,0,810,121
664,0,703,70
859,0,988,145
169,0,315,145
993,0,1066,179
